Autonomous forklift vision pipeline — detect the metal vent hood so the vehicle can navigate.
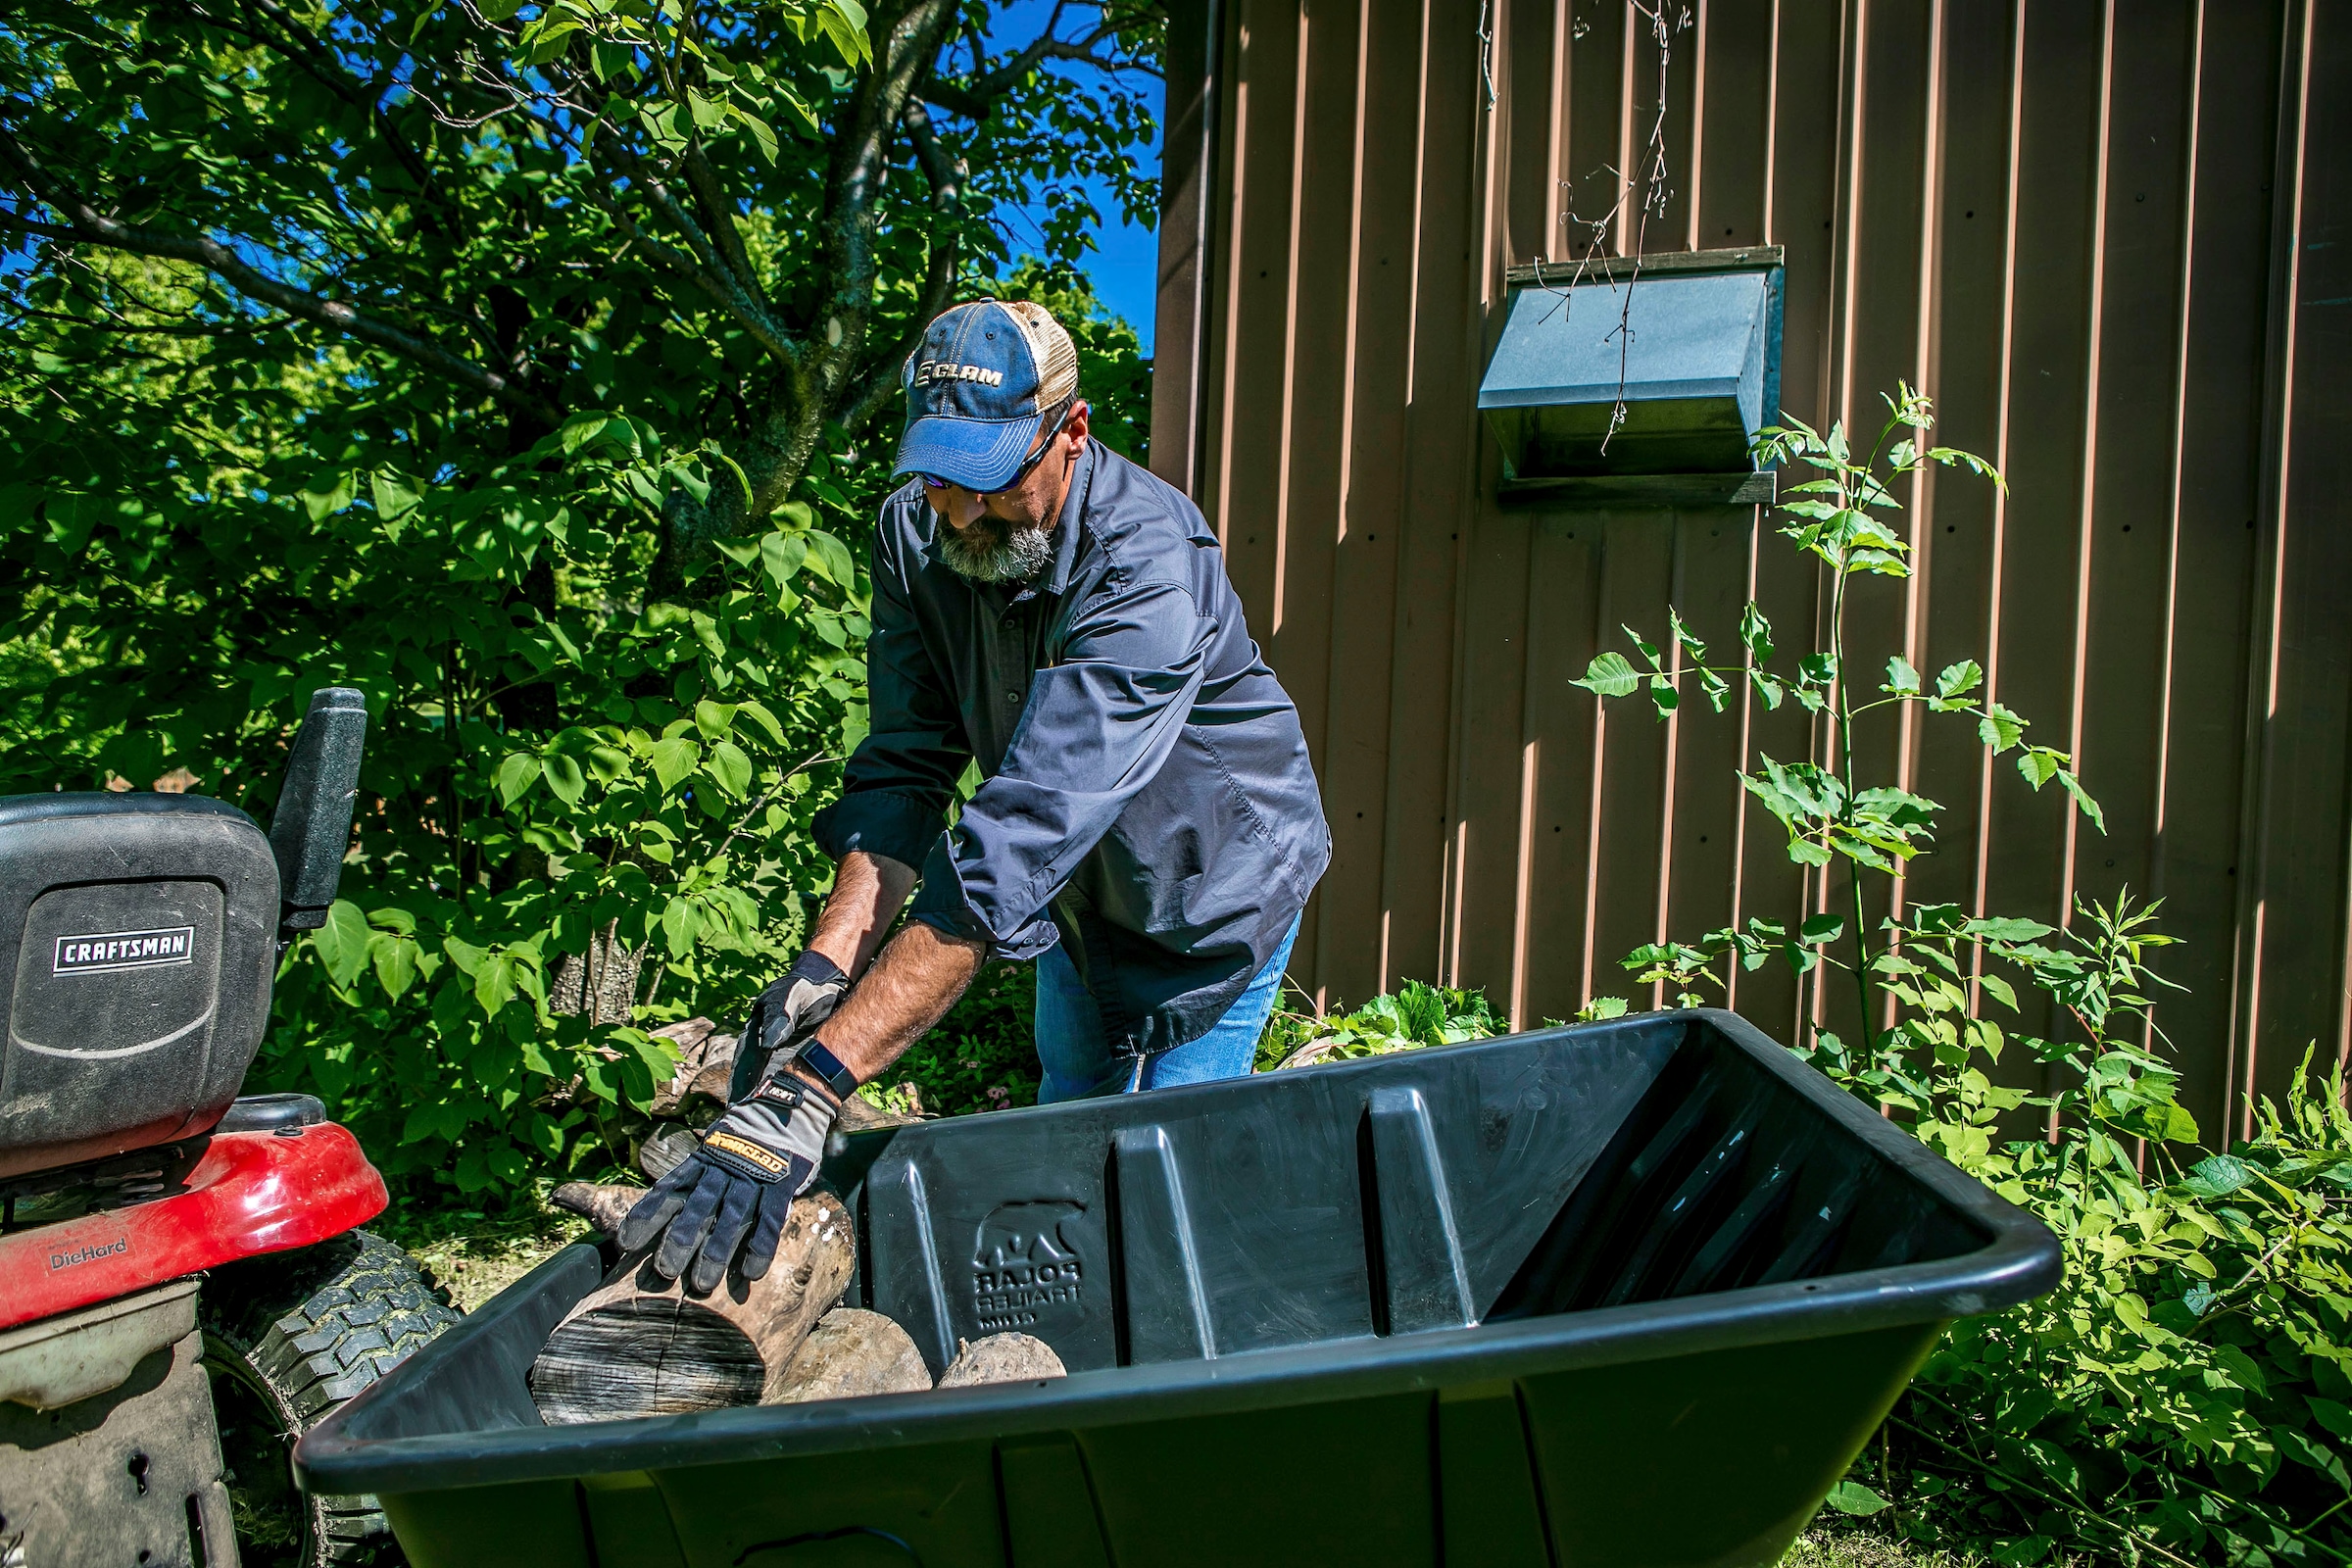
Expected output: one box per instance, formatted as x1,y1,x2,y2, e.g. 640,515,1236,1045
1479,248,1784,506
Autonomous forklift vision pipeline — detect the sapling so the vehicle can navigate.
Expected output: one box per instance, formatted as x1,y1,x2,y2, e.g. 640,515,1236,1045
1571,382,2100,1086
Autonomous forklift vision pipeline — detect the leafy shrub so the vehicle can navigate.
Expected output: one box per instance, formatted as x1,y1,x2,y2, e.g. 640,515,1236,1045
1252,979,1505,1072
1555,386,2352,1563
1,257,1148,1201
858,958,1043,1119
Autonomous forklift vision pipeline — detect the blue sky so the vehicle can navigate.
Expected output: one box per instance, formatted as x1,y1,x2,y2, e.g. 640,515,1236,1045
981,0,1162,352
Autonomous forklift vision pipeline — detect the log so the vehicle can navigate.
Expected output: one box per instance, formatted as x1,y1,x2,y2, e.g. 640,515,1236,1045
548,1181,645,1236
766,1308,933,1404
637,1124,699,1182
935,1333,1067,1389
528,1192,855,1424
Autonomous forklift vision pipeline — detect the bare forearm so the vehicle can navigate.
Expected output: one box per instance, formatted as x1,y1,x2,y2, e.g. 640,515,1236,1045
805,851,917,978
792,919,985,1089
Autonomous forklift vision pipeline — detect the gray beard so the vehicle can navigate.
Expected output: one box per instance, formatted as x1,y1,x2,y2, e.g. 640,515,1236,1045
939,520,1054,583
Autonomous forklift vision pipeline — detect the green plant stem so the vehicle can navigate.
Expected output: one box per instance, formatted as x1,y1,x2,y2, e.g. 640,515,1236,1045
1828,517,1881,1058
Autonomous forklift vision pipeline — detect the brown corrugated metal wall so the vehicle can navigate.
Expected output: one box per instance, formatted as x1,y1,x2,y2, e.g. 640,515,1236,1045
1151,0,2351,1138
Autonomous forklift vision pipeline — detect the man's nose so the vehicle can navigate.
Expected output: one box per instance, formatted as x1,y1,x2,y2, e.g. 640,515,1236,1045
943,487,989,529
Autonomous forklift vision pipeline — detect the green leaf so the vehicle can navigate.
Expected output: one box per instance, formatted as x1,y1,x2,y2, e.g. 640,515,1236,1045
661,896,703,959
1884,656,1921,696
707,739,752,799
1572,652,1642,699
1935,659,1983,700
1739,602,1775,665
370,932,418,1000
2058,768,2106,833
314,900,373,988
495,751,539,808
733,699,786,746
1799,914,1845,944
2309,1397,2352,1446
650,736,702,792
540,753,587,807
2017,749,2061,789
805,528,858,588
1822,1482,1888,1517
1979,703,2027,751
743,112,779,164
475,953,516,1017
369,471,422,522
2181,1153,2254,1199
761,530,809,591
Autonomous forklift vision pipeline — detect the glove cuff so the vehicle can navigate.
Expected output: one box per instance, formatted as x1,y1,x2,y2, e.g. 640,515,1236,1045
788,949,847,987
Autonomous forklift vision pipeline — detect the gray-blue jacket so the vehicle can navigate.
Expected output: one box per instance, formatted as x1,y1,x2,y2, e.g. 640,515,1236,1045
813,445,1330,1054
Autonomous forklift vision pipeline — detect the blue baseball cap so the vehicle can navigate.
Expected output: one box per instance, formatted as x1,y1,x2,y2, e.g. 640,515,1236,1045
894,300,1081,491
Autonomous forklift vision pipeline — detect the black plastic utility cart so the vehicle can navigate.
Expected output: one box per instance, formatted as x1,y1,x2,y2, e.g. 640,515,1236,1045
298,1007,2060,1568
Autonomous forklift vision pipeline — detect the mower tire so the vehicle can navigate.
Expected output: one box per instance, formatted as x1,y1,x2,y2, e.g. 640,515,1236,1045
201,1229,460,1567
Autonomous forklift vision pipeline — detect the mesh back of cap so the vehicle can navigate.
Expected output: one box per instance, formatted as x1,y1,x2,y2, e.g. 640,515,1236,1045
1003,301,1080,407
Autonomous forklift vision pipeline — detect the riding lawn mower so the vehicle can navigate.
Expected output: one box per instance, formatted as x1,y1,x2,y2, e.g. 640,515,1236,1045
0,689,458,1567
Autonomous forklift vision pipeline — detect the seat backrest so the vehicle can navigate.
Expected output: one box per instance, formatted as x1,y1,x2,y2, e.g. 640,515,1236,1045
0,793,279,1181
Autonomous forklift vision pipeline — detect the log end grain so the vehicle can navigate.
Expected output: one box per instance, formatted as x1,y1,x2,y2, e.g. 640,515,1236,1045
530,1295,765,1423
527,1193,857,1426
935,1333,1067,1390
766,1308,932,1404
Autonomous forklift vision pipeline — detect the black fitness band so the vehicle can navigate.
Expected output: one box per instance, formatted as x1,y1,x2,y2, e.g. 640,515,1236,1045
793,1038,861,1100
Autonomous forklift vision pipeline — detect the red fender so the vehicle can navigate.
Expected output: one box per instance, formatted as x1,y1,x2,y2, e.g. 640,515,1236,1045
1,1125,388,1332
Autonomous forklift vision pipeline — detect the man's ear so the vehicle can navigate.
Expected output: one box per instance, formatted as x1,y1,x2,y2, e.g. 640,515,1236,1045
1064,400,1092,450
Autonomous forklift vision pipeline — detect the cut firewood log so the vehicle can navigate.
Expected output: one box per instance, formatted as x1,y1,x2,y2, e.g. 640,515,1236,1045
548,1181,645,1236
935,1333,1068,1389
834,1092,926,1133
528,1191,855,1424
647,1016,734,1118
637,1124,699,1182
766,1308,933,1404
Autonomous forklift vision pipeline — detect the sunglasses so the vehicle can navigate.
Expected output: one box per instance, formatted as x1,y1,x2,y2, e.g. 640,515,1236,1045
921,400,1074,495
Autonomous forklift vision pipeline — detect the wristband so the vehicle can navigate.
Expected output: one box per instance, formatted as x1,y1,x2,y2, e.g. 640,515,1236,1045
792,1037,861,1100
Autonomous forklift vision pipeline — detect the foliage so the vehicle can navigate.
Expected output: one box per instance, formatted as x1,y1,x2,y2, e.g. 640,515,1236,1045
0,0,1157,1198
1561,384,2352,1562
1572,383,2093,1043
1797,906,2352,1567
1252,980,1505,1072
857,957,1042,1118
0,0,1159,567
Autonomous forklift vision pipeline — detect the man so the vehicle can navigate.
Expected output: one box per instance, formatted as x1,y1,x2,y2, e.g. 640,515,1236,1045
622,299,1330,1291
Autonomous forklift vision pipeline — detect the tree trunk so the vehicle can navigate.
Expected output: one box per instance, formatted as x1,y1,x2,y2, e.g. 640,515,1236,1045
767,1308,933,1403
528,1192,855,1424
548,920,643,1024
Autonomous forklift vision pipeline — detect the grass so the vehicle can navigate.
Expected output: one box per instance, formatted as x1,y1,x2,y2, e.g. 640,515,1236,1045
1780,1529,1977,1567
377,1180,592,1313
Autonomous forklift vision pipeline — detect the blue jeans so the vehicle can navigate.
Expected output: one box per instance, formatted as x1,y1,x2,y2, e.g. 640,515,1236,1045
1034,916,1301,1102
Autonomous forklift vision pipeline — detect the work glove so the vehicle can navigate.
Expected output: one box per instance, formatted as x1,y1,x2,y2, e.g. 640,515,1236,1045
616,1068,840,1294
726,950,851,1102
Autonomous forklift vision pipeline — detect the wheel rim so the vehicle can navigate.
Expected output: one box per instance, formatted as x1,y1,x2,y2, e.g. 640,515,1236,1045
204,1327,320,1568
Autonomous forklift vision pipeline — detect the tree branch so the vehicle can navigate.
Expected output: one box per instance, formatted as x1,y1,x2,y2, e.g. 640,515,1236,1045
680,140,760,288
846,96,960,434
0,124,562,425
169,0,458,222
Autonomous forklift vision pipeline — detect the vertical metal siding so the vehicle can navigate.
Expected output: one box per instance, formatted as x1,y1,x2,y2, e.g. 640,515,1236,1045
1156,0,2344,1126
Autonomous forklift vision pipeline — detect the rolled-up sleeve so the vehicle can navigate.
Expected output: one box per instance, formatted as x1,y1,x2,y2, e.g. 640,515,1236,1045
812,542,971,873
912,578,1211,957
